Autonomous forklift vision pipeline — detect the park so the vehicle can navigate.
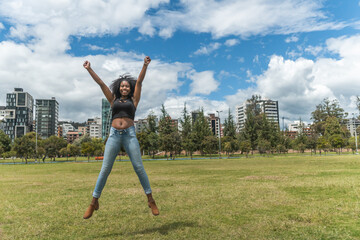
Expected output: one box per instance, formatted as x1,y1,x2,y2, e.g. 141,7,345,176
1,154,360,239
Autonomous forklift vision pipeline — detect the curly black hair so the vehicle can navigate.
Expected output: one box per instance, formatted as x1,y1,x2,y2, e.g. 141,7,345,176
109,74,137,100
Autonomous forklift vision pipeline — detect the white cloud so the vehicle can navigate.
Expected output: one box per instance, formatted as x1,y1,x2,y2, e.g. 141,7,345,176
193,42,221,55
138,20,156,37
237,57,245,63
225,39,239,47
138,96,229,120
285,35,299,43
0,40,193,121
305,45,323,56
187,70,219,95
225,34,360,121
151,0,348,39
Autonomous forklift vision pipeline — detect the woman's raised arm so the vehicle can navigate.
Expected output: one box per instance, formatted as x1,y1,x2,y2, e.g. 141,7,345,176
83,61,114,104
133,56,151,108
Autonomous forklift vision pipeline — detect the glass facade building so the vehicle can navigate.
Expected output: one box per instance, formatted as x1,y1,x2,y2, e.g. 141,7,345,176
35,97,59,139
3,88,34,141
101,98,111,140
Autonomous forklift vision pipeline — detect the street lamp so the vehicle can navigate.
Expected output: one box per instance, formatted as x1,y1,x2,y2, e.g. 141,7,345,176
216,110,222,159
352,113,358,154
35,114,38,163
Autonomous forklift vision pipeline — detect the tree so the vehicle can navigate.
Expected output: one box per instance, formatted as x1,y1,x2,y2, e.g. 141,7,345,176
222,136,239,158
192,108,212,155
138,113,159,158
180,103,194,157
73,134,92,147
2,150,17,163
81,138,104,161
223,108,236,138
257,138,271,155
239,140,251,157
329,134,345,154
81,142,95,161
182,132,197,159
202,135,218,157
147,132,159,158
311,98,347,135
317,136,331,155
43,135,67,161
137,131,150,155
0,145,3,158
158,104,179,159
0,130,11,152
293,121,308,153
92,138,105,157
241,95,263,154
68,144,81,161
59,147,69,160
13,133,36,164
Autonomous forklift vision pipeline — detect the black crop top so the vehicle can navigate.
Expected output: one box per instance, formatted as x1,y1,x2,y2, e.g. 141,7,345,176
112,98,136,121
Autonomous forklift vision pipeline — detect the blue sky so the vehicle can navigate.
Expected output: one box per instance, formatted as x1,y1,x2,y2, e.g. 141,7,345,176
0,0,359,126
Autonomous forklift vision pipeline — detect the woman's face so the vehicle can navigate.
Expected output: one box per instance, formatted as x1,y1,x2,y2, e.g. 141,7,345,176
120,80,131,97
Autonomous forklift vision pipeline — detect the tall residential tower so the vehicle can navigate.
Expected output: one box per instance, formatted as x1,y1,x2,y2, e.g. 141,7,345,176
35,97,59,139
3,88,34,140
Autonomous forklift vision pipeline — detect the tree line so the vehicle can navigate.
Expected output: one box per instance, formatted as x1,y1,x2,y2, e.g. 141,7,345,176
0,132,104,163
0,96,359,162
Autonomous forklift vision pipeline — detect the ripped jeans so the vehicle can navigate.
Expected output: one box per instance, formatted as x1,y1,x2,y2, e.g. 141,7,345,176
92,126,152,198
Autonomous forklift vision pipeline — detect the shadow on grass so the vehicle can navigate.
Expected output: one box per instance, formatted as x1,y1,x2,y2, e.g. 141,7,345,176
130,221,198,236
97,221,198,238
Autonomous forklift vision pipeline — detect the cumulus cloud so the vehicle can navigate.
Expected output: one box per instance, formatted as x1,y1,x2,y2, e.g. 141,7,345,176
285,35,299,43
193,42,221,55
138,96,229,120
225,39,239,47
305,45,323,56
151,0,348,39
187,70,219,95
0,40,193,121
225,34,360,121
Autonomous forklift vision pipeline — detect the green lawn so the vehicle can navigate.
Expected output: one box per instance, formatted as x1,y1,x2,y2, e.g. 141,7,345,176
1,155,360,239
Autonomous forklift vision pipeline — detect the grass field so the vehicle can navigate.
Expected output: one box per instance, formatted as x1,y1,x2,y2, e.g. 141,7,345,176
1,154,360,239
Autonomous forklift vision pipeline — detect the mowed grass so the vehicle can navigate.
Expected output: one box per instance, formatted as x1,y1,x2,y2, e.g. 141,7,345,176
1,155,360,239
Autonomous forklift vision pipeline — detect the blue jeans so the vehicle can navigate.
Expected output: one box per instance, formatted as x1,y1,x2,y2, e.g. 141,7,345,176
92,126,152,198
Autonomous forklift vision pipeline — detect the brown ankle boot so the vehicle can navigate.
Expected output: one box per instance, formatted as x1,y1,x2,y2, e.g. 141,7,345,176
83,198,99,219
146,193,159,216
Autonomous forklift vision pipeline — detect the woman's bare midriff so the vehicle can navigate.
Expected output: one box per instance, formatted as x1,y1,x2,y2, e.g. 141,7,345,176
112,117,134,130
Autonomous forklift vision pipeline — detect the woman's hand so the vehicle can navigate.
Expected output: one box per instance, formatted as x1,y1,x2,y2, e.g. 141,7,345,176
83,60,91,70
144,56,151,66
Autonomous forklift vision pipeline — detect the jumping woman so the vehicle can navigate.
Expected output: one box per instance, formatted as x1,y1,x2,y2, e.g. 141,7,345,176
82,56,159,219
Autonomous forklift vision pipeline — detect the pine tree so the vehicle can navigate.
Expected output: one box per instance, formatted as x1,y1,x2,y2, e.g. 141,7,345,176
192,108,212,155
223,108,236,138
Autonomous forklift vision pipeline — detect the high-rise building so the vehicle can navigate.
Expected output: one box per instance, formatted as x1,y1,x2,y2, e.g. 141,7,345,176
3,88,34,140
35,97,59,139
236,98,279,131
207,113,222,137
101,99,111,140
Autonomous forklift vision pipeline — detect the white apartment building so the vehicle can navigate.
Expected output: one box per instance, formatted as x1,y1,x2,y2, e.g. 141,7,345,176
207,113,222,137
62,123,75,136
134,117,159,133
236,98,279,131
89,123,102,138
288,120,310,132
